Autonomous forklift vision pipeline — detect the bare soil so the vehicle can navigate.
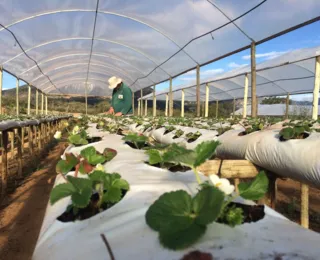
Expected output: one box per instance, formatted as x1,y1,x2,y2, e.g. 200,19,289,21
0,141,67,260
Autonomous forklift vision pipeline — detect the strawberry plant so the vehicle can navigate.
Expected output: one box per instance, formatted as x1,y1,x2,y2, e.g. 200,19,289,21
185,131,202,143
279,124,310,141
164,125,176,135
50,169,129,222
122,133,149,149
173,129,184,139
239,120,264,136
56,146,117,177
146,171,268,250
68,126,89,146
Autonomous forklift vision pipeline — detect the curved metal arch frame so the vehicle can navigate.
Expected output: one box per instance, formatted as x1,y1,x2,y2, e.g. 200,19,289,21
0,9,198,64
3,37,172,77
42,77,109,91
31,63,136,84
19,52,150,81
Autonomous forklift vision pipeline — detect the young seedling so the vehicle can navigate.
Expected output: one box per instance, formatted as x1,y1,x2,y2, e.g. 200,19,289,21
68,126,89,146
185,131,202,143
164,125,176,135
173,129,184,139
279,124,310,141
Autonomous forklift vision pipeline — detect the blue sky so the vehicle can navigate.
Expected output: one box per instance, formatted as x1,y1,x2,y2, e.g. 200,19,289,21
2,21,320,102
156,21,320,101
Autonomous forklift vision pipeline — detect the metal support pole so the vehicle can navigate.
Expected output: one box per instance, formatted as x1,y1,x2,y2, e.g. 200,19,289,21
153,85,156,117
251,42,257,118
0,67,3,115
145,99,148,116
205,83,209,118
27,85,31,115
45,95,48,115
216,100,219,118
165,94,169,117
132,91,135,115
36,89,39,115
16,78,19,116
196,65,200,117
243,73,249,118
233,98,236,118
312,56,320,120
169,77,173,117
181,90,185,118
41,92,44,115
301,183,309,229
285,93,290,119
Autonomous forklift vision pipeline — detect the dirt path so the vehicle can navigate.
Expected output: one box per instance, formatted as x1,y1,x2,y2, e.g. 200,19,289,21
0,142,66,260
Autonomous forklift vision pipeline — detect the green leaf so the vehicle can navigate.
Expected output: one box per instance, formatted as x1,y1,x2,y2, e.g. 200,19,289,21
103,186,122,203
89,170,106,183
80,147,106,165
145,149,163,165
103,148,117,161
113,179,130,190
146,190,193,233
238,171,269,200
71,187,92,208
294,126,305,135
279,127,294,140
50,183,75,205
66,175,92,191
192,186,225,225
159,223,206,250
68,134,88,145
163,144,195,166
56,153,78,174
193,141,220,167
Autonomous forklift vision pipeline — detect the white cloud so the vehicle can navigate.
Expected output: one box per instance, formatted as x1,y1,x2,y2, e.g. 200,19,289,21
242,51,288,61
228,62,248,69
202,69,224,76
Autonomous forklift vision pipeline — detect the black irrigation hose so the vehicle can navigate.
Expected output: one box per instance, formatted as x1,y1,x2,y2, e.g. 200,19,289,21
129,0,268,88
84,0,100,91
0,23,63,94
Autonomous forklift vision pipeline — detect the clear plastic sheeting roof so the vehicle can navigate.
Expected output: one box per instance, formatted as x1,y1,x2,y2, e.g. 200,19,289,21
0,1,320,96
140,46,320,102
234,104,320,116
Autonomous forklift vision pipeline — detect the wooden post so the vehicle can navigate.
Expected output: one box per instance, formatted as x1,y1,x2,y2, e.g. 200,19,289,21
21,127,24,154
38,125,42,149
144,99,148,116
85,83,88,115
45,95,48,115
153,85,156,117
0,67,3,115
285,93,290,119
205,83,209,118
233,98,236,118
41,92,44,115
251,42,257,118
165,94,169,117
1,131,8,199
132,91,135,115
301,183,309,228
27,85,31,115
28,126,34,155
17,127,23,178
137,100,141,116
16,78,19,116
215,100,219,118
196,65,200,117
36,89,39,115
243,73,249,118
10,131,14,159
181,90,185,118
169,77,173,117
312,56,320,120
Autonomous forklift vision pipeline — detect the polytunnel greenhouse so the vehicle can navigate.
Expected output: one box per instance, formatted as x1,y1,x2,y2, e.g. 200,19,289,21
0,1,320,260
